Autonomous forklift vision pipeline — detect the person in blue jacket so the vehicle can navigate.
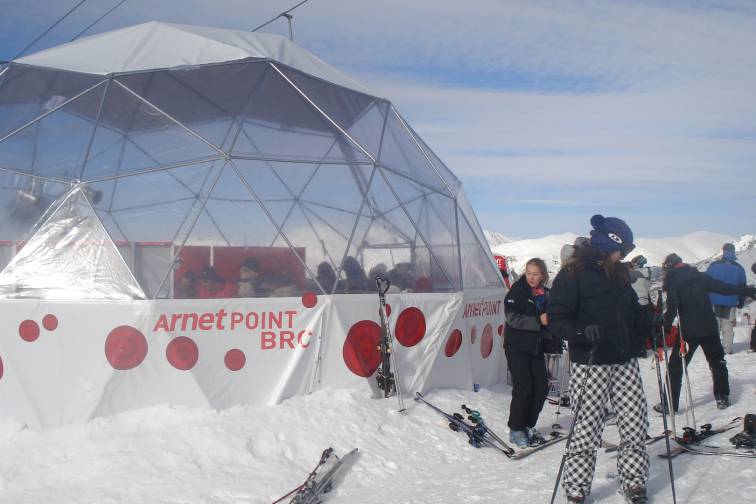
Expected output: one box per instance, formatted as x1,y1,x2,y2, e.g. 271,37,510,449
706,243,747,354
751,262,756,353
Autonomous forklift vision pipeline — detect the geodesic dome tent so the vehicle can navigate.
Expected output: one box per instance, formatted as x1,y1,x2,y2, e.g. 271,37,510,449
0,22,506,428
0,21,502,299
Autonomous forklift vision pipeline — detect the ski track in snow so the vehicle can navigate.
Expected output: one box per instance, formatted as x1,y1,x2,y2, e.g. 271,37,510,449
1,328,755,503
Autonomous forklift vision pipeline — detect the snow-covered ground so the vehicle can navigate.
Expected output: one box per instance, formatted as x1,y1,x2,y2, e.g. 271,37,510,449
1,327,755,503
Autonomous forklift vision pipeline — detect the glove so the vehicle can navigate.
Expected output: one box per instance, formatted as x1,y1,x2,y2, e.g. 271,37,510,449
746,286,756,300
541,332,563,354
584,324,601,343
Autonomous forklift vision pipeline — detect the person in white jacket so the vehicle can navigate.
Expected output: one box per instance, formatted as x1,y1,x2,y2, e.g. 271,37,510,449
629,255,652,306
628,255,652,358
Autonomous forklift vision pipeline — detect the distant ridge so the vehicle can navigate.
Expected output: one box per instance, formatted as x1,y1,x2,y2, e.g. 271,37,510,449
485,230,738,278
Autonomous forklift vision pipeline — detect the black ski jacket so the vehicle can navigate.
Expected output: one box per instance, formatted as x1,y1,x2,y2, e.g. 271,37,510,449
547,252,651,365
504,276,555,355
663,264,754,340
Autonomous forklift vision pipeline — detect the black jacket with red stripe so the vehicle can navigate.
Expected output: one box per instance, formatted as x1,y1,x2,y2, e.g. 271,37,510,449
663,263,754,339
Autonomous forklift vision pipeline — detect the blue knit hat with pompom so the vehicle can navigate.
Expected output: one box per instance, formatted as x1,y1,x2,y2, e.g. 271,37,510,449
589,214,634,257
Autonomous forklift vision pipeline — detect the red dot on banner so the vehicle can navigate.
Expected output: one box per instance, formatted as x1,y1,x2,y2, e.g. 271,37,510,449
166,337,199,370
301,292,318,308
498,324,504,336
343,320,382,377
470,326,477,345
378,304,392,318
225,349,246,371
395,307,426,347
19,320,40,342
445,329,463,357
0,355,3,380
481,324,494,358
42,314,58,331
105,325,148,370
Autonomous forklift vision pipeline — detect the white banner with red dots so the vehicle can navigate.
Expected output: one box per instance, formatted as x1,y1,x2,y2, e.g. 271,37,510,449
0,289,505,429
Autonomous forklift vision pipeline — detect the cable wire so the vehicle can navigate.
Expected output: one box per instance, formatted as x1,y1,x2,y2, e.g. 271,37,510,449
250,0,311,33
71,0,127,41
11,0,89,60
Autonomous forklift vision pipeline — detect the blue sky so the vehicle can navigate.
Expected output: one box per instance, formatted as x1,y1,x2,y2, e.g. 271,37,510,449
1,0,755,238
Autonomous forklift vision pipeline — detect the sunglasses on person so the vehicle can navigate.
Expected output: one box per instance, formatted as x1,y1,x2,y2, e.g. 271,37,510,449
620,242,636,259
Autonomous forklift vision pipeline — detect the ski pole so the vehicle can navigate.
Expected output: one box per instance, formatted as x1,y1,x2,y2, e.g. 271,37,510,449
549,341,598,504
388,331,406,414
678,324,697,432
652,319,678,504
553,350,570,430
680,335,692,432
657,291,678,439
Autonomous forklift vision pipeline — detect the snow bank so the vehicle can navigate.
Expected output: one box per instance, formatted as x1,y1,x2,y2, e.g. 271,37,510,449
2,328,755,503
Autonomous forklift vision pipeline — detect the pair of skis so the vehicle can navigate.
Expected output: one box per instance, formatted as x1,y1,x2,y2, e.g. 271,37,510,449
415,392,566,460
374,276,406,413
272,447,359,504
658,417,754,459
677,440,756,458
603,431,670,454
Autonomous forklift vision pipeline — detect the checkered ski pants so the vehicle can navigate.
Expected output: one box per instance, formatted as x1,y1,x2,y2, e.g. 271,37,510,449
562,358,650,498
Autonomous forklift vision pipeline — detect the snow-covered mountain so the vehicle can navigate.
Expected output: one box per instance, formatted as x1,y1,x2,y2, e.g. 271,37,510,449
482,230,514,249
487,232,578,280
486,230,737,279
636,231,738,268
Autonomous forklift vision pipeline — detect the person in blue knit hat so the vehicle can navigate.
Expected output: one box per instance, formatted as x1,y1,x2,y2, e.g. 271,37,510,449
548,214,656,504
588,214,636,259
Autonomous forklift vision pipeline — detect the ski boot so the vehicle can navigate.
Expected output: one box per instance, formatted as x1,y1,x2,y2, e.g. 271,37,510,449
716,396,731,410
729,413,756,448
509,429,529,448
566,492,586,503
527,427,546,446
729,430,756,448
622,485,647,503
652,400,677,415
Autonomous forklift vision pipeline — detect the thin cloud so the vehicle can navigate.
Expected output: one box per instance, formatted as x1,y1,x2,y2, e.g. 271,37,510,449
509,199,594,207
0,0,754,238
